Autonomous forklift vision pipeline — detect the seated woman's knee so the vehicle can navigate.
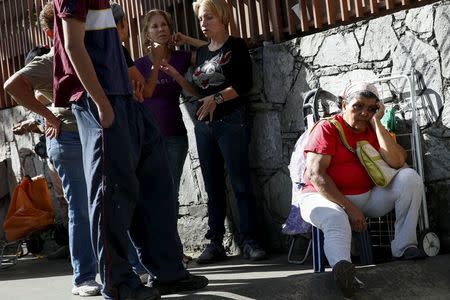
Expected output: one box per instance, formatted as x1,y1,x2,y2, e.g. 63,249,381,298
395,168,424,190
310,207,350,231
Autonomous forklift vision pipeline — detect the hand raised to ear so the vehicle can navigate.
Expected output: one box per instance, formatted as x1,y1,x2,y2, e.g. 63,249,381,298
370,102,385,127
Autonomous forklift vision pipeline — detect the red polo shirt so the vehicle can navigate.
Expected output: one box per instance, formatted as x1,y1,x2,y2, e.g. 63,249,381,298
302,114,380,195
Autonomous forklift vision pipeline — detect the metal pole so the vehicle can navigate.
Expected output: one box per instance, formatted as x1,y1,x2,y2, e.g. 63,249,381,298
370,73,430,231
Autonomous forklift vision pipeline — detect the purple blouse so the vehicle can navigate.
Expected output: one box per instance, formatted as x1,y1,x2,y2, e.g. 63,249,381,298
134,50,191,136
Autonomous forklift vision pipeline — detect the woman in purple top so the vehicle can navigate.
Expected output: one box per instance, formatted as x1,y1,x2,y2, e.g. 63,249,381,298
134,10,204,262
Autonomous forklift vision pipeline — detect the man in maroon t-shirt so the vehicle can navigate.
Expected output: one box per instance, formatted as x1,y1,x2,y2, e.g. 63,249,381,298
53,1,208,299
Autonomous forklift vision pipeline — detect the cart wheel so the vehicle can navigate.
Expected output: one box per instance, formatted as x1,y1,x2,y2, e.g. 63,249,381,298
419,231,440,257
26,234,44,254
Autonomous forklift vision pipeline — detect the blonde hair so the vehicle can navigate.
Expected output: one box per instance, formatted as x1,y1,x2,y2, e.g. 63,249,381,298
192,0,231,26
141,9,174,49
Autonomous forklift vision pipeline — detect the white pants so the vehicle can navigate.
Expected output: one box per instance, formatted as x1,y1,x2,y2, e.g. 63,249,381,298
297,168,423,267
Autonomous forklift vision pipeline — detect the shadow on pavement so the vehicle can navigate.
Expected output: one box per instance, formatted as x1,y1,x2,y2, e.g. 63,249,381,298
1,252,450,300
0,256,72,281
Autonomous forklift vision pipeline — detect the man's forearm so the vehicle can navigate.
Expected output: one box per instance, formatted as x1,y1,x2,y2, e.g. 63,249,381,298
62,18,115,128
65,43,109,108
4,74,58,123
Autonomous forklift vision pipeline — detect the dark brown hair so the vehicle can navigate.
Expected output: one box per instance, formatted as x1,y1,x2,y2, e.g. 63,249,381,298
39,1,54,31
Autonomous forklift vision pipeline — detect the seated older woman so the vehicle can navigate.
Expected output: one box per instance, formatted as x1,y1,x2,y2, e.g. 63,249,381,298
297,82,424,298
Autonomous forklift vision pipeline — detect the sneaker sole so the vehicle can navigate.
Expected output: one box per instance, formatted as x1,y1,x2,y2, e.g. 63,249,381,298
72,290,100,297
72,287,101,297
79,292,101,297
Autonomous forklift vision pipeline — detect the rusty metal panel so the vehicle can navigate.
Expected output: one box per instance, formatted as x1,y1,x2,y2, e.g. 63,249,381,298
339,0,350,21
258,0,271,40
0,0,442,110
325,0,337,25
312,0,323,28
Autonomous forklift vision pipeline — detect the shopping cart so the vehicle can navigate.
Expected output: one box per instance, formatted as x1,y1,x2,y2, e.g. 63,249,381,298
369,72,440,257
1,175,55,269
0,240,25,269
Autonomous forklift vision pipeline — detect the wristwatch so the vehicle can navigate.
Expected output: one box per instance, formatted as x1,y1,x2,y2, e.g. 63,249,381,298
213,92,224,105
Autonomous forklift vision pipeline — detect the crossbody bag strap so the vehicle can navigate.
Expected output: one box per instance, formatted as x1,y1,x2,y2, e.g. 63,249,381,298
328,118,355,153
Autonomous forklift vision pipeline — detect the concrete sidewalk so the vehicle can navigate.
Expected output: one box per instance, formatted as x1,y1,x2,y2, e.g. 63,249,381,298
1,253,449,299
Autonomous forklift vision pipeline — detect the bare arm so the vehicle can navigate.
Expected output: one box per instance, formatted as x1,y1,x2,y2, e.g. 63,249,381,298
142,62,160,98
171,72,199,98
35,91,52,106
173,33,208,66
142,43,165,98
371,103,407,168
159,61,199,98
12,118,45,135
190,51,197,66
306,152,367,232
4,73,61,136
62,17,114,128
173,32,208,49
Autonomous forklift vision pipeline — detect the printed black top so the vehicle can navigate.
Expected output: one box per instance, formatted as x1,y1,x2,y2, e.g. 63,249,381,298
193,36,252,121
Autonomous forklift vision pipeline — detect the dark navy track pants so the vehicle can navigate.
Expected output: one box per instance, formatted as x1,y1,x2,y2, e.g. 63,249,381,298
72,95,188,298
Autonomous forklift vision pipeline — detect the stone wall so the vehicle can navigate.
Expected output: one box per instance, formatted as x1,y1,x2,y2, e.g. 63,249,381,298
1,1,449,254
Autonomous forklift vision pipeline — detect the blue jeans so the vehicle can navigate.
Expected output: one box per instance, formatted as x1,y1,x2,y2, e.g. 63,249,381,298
46,131,97,286
72,95,187,298
194,109,258,244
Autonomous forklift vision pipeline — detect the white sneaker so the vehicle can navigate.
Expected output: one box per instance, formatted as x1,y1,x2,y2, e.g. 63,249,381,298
71,280,102,297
